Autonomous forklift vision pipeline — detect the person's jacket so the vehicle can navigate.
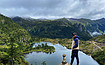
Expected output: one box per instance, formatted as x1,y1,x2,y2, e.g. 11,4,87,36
72,35,79,50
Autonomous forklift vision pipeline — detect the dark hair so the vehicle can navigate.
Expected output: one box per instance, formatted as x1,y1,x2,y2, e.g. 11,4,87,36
72,32,77,36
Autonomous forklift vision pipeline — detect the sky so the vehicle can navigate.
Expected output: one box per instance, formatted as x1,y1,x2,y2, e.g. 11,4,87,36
0,0,105,20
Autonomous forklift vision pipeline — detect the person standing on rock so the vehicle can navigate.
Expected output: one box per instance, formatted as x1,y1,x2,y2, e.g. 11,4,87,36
70,33,79,65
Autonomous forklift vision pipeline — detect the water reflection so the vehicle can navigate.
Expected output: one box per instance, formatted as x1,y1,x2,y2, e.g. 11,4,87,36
35,62,37,65
41,61,47,65
33,42,55,54
25,42,99,65
31,61,47,65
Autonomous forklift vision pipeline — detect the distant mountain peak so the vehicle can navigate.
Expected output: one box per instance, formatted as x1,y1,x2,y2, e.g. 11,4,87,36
98,18,105,20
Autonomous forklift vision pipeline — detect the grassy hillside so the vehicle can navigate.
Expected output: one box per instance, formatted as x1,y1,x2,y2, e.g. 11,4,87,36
89,34,105,65
92,49,105,65
0,14,32,65
90,34,105,43
0,14,31,44
12,17,91,40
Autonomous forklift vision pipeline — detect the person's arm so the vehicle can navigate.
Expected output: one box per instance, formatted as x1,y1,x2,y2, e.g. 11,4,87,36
71,40,74,49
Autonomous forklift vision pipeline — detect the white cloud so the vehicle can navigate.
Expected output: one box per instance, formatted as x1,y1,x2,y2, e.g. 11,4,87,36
89,31,102,37
0,0,105,19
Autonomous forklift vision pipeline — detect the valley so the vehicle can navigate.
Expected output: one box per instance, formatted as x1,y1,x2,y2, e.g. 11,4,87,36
0,14,105,65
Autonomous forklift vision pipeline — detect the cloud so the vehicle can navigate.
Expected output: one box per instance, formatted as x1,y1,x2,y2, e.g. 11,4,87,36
0,0,105,19
88,31,102,37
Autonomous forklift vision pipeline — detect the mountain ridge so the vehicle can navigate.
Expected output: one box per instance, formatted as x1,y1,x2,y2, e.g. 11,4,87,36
12,16,92,40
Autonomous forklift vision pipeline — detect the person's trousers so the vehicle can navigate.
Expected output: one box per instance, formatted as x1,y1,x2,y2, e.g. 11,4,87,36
70,50,79,65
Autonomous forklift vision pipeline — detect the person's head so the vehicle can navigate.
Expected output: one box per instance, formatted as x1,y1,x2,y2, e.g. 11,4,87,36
72,32,77,36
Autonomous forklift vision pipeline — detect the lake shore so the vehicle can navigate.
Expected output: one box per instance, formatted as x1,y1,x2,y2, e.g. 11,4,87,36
34,38,105,65
25,42,99,65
